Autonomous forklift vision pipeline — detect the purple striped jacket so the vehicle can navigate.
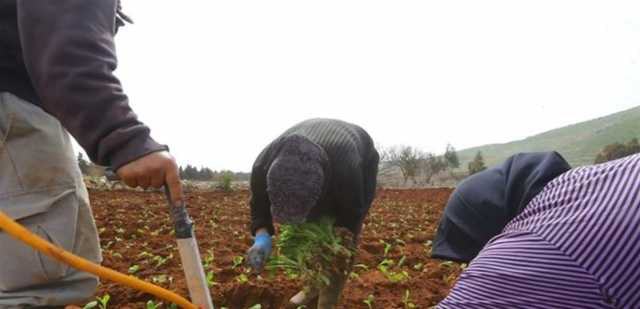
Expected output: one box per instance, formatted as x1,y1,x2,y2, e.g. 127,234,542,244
439,153,640,309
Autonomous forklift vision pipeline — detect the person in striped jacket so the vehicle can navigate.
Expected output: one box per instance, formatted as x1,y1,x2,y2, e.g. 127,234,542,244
438,153,640,308
432,152,571,263
245,118,380,309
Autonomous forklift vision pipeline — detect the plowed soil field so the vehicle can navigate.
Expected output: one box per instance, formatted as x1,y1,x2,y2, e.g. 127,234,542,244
90,188,462,309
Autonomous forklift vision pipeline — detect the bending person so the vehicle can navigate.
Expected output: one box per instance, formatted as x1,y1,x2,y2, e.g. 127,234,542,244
431,152,571,262
439,153,640,308
246,118,379,309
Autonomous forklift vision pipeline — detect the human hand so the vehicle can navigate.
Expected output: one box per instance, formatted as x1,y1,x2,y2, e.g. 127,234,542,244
246,230,272,273
116,151,183,204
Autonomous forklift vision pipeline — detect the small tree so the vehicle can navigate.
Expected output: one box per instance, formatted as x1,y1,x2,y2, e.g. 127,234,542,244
444,144,460,170
217,171,234,191
420,153,446,185
468,151,487,175
386,145,424,185
594,139,639,164
627,138,640,155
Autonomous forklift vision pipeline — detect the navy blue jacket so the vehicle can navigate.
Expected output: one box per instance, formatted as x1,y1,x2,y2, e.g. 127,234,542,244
432,152,571,262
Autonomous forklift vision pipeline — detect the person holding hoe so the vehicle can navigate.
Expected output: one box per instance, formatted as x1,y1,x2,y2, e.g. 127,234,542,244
0,0,183,307
245,118,379,309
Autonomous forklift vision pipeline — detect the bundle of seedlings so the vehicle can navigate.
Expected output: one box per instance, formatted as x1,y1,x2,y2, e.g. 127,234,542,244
266,217,355,289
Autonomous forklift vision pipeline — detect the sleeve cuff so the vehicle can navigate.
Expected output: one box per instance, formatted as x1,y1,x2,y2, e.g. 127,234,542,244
251,221,276,236
107,134,168,170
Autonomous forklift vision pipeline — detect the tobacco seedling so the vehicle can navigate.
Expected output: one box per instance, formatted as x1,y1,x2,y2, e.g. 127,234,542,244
83,294,110,309
235,273,249,284
397,255,407,267
354,264,369,271
153,253,173,268
377,259,409,283
363,294,375,309
151,274,169,284
146,300,162,309
380,240,393,257
128,264,140,274
203,249,214,268
440,261,456,269
266,217,354,290
206,271,217,287
402,290,416,309
232,255,244,269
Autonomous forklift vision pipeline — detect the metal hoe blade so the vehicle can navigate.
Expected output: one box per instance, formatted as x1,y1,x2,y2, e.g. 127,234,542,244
164,186,214,309
105,170,214,308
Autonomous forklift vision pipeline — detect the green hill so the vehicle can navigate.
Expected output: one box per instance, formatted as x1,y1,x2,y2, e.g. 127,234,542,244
457,106,640,168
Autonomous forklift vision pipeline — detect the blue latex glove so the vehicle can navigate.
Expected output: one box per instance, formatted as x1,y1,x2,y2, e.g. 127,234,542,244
247,231,272,273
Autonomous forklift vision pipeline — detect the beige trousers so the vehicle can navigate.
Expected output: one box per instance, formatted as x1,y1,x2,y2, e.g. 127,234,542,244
0,92,101,308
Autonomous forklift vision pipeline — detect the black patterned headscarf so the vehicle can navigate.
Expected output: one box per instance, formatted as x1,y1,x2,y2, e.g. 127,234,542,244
431,152,571,262
267,134,328,225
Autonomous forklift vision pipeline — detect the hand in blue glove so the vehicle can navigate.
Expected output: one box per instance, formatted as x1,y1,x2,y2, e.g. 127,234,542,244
247,230,272,273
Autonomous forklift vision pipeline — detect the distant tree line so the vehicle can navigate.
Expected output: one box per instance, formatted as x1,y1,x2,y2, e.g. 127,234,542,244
594,138,640,164
77,153,250,182
378,143,486,185
179,165,250,182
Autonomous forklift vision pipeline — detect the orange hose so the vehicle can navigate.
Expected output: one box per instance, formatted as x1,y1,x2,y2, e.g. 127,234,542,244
0,210,198,309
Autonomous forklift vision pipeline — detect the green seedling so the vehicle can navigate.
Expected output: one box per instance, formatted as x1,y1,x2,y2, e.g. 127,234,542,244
146,300,162,309
151,274,169,284
266,217,355,290
83,302,97,309
349,271,360,280
402,290,416,309
153,253,173,268
206,271,217,287
203,249,215,268
84,294,110,309
247,305,262,309
236,273,249,284
103,241,114,250
138,251,153,258
232,255,244,269
128,264,140,274
353,264,369,271
363,294,375,309
397,255,407,267
377,259,409,283
380,240,393,257
440,261,456,268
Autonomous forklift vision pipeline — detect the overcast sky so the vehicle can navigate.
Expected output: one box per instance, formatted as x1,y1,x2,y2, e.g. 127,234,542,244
89,0,640,172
